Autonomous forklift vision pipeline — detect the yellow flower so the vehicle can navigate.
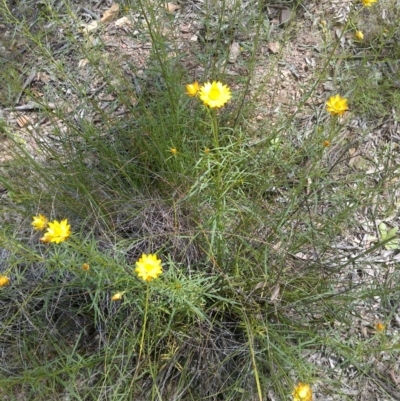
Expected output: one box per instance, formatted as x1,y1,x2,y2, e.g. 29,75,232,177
293,383,312,401
204,147,211,154
82,263,90,271
375,322,385,332
186,81,200,97
135,253,162,282
361,0,377,6
322,140,331,147
111,292,125,301
32,214,48,231
199,81,231,108
40,219,71,244
326,94,349,116
355,30,364,40
0,275,10,287
170,148,178,155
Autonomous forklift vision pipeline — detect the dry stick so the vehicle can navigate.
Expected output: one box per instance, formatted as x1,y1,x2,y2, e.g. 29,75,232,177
369,372,400,401
80,7,100,21
15,69,36,105
4,101,56,111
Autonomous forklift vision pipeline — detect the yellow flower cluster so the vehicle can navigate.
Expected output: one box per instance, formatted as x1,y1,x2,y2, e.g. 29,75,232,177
30,214,163,300
186,81,231,108
32,215,71,244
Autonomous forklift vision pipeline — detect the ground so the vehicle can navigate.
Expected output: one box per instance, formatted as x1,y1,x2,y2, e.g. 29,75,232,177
1,0,400,399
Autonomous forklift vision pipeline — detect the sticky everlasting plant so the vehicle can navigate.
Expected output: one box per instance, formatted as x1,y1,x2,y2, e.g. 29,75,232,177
185,80,232,265
135,253,163,359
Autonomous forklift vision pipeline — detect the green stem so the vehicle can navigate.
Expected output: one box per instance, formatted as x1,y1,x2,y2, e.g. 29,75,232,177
210,109,224,266
243,313,263,401
210,109,219,149
138,284,150,360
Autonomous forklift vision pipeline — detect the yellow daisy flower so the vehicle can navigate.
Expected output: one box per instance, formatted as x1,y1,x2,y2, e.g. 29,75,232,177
0,275,10,287
375,321,385,332
40,219,71,244
322,140,331,147
355,30,364,40
293,383,312,401
135,253,162,282
199,81,231,108
82,263,90,271
326,94,349,116
170,148,178,155
186,81,200,97
361,0,377,6
32,214,48,231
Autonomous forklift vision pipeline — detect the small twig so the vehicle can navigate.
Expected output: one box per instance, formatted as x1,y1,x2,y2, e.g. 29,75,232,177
88,83,107,99
15,69,36,105
4,101,55,111
370,372,400,401
81,7,100,21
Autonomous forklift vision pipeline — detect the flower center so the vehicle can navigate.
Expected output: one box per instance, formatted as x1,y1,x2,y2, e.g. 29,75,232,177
209,87,220,100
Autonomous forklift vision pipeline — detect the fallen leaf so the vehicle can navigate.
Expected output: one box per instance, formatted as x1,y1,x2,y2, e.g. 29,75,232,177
115,16,133,28
81,20,100,34
36,72,51,83
266,6,279,16
16,115,31,127
348,155,369,171
280,8,293,25
322,81,334,91
100,3,119,23
348,148,356,156
165,3,180,13
228,42,240,63
379,223,399,250
270,284,280,303
267,42,280,54
78,59,90,68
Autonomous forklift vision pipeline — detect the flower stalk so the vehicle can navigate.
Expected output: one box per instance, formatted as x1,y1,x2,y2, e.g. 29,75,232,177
138,283,150,360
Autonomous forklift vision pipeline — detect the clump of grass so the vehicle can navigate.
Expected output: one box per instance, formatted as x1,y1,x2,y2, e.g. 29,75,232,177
1,0,400,399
